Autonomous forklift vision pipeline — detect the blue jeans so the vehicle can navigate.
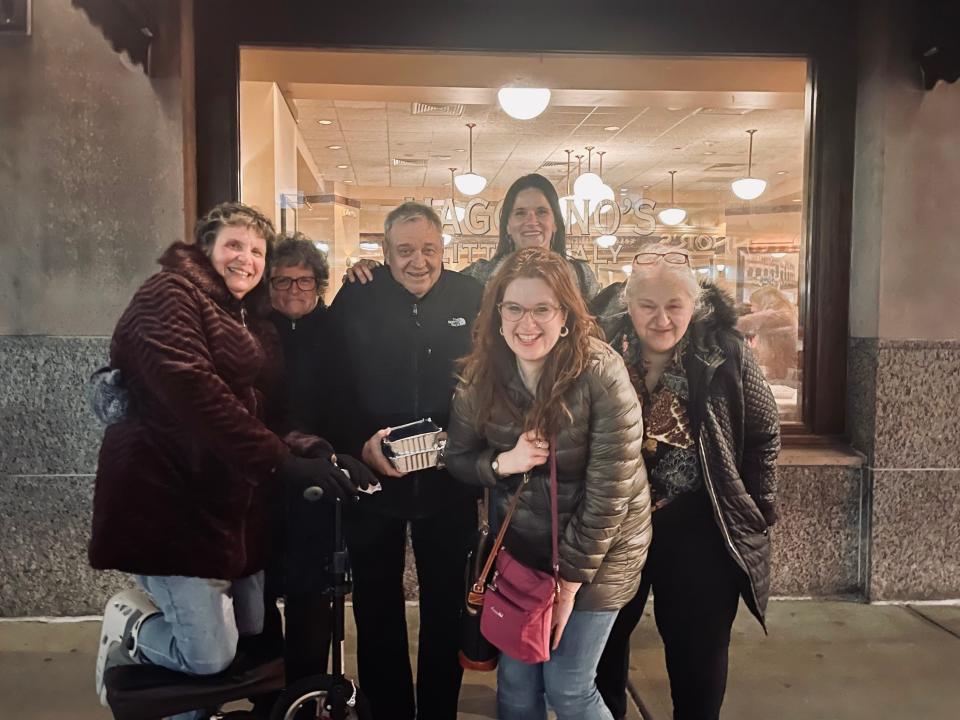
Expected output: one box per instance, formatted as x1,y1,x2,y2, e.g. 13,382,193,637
497,610,617,720
134,572,265,720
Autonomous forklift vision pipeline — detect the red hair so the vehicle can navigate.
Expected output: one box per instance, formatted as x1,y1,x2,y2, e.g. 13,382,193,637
458,247,602,438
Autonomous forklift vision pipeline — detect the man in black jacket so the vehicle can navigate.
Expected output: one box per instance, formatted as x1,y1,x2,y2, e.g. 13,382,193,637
327,202,482,720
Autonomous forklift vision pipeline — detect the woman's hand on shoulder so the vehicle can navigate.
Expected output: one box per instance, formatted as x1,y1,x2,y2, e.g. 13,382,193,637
496,431,549,476
342,259,381,285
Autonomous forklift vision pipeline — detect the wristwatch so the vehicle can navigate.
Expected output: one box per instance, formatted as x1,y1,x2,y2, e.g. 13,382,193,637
491,453,502,477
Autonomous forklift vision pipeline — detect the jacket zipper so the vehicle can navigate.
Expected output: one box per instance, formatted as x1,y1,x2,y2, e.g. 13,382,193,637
412,303,421,418
699,431,764,628
412,302,421,500
694,351,764,627
240,306,247,328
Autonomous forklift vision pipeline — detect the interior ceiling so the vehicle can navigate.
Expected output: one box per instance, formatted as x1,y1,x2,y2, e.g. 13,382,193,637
242,48,808,207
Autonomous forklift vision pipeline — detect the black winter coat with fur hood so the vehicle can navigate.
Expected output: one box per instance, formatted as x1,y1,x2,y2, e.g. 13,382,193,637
600,283,781,625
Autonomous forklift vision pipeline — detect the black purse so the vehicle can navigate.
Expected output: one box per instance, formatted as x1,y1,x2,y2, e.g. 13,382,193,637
458,480,530,671
458,488,498,671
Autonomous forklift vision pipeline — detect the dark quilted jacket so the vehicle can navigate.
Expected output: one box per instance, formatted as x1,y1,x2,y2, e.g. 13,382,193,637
601,284,781,625
89,242,289,579
445,337,652,611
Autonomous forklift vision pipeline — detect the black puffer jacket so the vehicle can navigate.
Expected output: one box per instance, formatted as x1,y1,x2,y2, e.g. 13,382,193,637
601,284,781,625
445,337,652,612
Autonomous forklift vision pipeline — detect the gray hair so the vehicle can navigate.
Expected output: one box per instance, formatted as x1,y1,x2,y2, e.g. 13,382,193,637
624,243,702,305
383,202,443,246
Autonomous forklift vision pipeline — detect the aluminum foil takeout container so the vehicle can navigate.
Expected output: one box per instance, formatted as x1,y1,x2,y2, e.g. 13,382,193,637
382,418,446,473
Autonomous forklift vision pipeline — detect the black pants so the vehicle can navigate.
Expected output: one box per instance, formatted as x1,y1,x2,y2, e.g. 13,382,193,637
596,492,743,720
345,502,476,720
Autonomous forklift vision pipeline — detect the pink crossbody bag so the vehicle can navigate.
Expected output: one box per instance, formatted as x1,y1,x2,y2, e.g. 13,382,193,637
479,444,559,664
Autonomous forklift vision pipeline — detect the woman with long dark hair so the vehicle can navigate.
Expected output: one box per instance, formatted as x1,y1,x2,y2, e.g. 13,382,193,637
460,173,600,301
445,247,650,720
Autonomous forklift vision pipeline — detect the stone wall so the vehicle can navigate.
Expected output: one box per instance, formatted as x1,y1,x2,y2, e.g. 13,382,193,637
847,0,960,599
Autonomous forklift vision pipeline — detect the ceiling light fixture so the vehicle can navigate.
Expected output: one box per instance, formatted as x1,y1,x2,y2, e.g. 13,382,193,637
359,241,380,252
449,167,466,223
558,150,575,224
317,120,333,126
596,235,617,248
453,123,487,196
731,129,767,200
604,126,620,132
573,146,603,198
657,170,687,226
327,145,342,150
337,164,349,169
497,87,551,120
314,241,330,253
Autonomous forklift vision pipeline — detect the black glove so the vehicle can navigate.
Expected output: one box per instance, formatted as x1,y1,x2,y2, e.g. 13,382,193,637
285,433,378,492
330,453,378,493
278,453,359,502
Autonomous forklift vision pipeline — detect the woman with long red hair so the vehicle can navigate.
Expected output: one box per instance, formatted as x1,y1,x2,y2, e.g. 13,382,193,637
445,247,651,720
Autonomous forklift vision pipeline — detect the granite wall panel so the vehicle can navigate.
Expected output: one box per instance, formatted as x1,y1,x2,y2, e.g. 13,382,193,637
872,341,960,469
770,465,863,597
0,336,109,476
870,468,960,600
846,337,878,460
0,474,127,616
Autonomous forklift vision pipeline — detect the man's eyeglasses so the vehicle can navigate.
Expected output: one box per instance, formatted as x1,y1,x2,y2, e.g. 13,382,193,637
632,252,690,266
497,302,562,324
270,276,318,291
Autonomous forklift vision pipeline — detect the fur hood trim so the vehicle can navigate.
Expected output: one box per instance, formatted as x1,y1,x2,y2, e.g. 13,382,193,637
157,241,272,316
695,282,739,332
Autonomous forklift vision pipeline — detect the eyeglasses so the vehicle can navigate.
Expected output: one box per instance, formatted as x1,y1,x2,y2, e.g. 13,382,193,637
497,302,562,324
270,276,318,291
632,252,690,266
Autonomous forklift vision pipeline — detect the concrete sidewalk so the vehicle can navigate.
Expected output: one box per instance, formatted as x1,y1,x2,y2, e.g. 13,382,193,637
0,600,957,719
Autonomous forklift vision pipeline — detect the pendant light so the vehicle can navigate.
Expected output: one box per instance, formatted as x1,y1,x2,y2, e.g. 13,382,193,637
657,170,687,226
558,149,575,224
497,87,551,120
449,167,466,223
731,129,767,200
594,150,615,211
573,146,603,198
596,235,617,248
453,123,487,196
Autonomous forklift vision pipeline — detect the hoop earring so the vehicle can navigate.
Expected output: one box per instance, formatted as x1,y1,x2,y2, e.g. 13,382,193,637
499,326,505,336
559,326,569,337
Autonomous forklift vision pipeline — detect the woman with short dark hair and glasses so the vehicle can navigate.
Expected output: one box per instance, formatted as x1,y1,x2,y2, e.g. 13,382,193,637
593,244,781,720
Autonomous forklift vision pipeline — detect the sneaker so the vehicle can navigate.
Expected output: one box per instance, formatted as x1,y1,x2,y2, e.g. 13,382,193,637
94,587,159,706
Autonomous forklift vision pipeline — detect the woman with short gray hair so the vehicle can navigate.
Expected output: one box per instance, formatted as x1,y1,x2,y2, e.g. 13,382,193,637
594,245,781,720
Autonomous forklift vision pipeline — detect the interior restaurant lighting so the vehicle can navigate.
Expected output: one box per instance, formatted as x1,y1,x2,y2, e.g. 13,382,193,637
453,123,487,196
449,167,466,223
596,235,617,248
657,170,687,226
497,87,551,120
731,129,767,200
573,146,604,198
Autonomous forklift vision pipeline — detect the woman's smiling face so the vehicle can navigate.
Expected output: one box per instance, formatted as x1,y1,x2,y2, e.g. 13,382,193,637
506,188,557,250
500,277,566,365
208,226,267,299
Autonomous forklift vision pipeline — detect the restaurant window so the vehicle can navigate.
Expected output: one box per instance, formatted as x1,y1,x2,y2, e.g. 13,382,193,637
239,49,809,423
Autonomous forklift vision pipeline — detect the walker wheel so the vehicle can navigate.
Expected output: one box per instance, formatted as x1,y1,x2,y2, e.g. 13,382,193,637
269,674,371,720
